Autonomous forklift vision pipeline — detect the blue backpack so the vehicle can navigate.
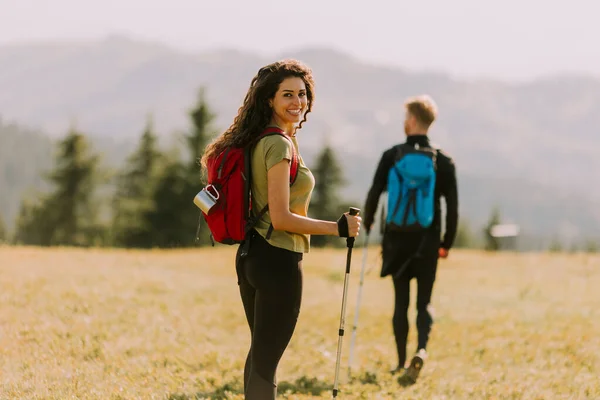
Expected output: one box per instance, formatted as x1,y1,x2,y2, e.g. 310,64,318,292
386,143,438,232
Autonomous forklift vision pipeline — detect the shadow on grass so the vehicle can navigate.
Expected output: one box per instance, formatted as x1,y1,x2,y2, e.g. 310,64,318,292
349,370,380,386
167,379,242,400
167,375,332,399
278,375,331,396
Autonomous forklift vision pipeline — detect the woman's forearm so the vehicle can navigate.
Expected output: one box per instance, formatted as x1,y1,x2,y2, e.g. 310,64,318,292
270,210,338,236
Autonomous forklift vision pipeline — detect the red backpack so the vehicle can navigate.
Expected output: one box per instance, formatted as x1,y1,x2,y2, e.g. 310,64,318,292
196,127,299,245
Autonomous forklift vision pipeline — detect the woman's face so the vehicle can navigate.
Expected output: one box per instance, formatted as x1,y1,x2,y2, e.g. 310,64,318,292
269,76,308,133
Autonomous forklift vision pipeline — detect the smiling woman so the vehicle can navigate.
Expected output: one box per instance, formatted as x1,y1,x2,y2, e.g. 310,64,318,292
269,77,308,131
200,59,362,399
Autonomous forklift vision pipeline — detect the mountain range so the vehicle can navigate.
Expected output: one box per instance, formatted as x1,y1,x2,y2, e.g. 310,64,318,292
1,34,599,247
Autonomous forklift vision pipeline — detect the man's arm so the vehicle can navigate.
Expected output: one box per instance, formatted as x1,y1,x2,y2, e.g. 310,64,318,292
363,148,394,233
440,154,459,250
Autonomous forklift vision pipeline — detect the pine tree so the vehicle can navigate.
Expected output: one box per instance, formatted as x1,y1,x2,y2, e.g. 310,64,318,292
181,88,218,246
112,116,163,247
185,88,216,180
309,141,346,247
144,88,217,247
13,128,104,246
12,197,51,245
144,157,189,248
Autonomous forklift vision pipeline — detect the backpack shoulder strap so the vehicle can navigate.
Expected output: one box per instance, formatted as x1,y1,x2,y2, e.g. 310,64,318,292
425,142,441,169
246,127,300,240
393,143,409,163
289,143,299,185
258,127,299,186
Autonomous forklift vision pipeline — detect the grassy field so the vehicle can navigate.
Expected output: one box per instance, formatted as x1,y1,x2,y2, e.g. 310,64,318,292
0,244,599,399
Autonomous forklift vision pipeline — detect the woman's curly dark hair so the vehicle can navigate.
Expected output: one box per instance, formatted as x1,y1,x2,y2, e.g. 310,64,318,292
200,58,315,173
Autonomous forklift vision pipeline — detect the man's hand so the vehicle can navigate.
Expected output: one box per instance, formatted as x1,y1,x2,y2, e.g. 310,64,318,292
438,247,449,259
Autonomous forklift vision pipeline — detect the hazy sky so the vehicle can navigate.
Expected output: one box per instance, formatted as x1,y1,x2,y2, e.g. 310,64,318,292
2,0,598,81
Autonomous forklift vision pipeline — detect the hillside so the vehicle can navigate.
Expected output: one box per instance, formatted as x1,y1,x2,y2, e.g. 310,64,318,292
1,35,599,245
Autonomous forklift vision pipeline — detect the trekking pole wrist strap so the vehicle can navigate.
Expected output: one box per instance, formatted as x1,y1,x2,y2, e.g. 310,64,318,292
337,214,349,237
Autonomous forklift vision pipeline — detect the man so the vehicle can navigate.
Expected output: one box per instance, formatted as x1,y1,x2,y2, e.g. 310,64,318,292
363,95,458,385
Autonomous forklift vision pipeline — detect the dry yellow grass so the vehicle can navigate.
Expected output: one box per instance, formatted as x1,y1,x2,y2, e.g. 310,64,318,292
0,244,599,399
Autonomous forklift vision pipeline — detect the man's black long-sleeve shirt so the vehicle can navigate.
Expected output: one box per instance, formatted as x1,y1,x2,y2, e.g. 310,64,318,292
363,134,459,250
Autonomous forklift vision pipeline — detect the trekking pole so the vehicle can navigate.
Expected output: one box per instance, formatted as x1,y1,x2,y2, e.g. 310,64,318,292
347,231,369,379
333,207,360,399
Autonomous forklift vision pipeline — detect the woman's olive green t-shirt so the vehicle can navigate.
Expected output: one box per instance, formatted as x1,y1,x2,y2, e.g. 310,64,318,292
250,134,315,253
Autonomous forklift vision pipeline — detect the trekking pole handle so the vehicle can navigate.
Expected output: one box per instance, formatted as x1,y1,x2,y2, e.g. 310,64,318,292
347,207,360,248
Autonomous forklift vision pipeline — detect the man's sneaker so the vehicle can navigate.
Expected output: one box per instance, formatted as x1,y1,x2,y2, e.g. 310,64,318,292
398,349,427,386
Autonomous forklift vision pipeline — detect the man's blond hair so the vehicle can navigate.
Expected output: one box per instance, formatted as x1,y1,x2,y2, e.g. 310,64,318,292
404,95,438,128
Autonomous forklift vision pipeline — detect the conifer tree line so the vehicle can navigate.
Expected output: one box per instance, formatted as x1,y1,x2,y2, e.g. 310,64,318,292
4,88,350,249
1,87,595,251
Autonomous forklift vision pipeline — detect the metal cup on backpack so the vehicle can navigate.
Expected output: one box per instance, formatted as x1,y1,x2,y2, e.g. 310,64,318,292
194,184,220,214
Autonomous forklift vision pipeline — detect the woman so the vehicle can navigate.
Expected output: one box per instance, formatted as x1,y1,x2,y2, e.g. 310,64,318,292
201,59,361,399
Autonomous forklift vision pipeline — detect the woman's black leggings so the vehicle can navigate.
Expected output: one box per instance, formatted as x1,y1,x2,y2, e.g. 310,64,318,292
235,231,303,400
